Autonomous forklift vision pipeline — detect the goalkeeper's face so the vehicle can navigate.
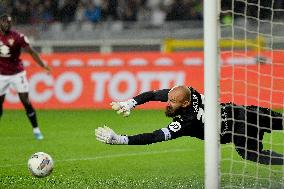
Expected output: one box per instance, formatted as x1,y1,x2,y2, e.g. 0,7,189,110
165,89,190,117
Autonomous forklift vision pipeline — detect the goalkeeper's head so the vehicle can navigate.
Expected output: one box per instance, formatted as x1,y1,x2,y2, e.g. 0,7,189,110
0,13,12,34
165,85,191,117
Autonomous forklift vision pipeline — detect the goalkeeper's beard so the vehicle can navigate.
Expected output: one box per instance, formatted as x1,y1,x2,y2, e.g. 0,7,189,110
165,106,180,117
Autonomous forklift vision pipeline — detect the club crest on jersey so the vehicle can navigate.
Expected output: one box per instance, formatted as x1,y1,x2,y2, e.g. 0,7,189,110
168,121,181,132
8,39,14,46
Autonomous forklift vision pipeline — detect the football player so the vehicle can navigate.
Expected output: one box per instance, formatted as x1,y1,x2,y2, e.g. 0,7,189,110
0,14,50,140
95,85,284,165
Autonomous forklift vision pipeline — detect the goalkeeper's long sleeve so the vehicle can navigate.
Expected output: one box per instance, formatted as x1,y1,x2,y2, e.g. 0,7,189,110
126,129,169,145
133,89,170,105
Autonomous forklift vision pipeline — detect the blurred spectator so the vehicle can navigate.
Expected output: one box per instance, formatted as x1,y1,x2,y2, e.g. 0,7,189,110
121,0,138,21
40,0,56,23
11,0,31,24
151,3,166,27
108,0,119,20
75,1,85,22
100,0,110,21
58,0,79,23
221,12,232,25
183,0,202,20
0,0,283,26
83,0,101,23
166,0,186,21
0,0,11,14
137,0,151,22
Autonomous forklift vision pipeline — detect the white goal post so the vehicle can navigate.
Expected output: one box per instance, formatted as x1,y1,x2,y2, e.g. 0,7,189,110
204,0,284,188
204,0,220,189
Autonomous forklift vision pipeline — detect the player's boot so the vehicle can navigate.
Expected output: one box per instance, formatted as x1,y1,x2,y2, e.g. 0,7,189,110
33,127,44,140
34,132,44,140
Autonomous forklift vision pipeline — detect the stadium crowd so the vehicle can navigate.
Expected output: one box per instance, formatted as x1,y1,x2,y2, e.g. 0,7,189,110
0,0,202,25
0,0,283,26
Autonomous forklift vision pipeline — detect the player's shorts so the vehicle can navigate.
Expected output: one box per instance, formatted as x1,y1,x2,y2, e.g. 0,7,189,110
0,71,29,95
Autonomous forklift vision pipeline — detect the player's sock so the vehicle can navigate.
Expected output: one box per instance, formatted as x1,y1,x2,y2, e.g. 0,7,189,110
33,127,41,134
25,105,43,140
25,105,38,128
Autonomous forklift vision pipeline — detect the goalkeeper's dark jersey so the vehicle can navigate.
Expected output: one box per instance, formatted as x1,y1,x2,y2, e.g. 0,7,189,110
131,86,283,146
131,87,233,145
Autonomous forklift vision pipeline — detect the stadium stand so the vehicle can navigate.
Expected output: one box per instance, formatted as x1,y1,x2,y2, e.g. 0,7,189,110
1,0,283,52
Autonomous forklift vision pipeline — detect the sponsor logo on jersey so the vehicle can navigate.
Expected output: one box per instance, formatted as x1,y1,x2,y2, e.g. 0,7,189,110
168,121,181,132
192,94,199,113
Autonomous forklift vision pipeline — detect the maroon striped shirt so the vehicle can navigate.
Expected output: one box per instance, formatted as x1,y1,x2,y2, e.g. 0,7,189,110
0,30,29,75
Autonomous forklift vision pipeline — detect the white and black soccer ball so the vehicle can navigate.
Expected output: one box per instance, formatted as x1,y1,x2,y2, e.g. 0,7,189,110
28,152,54,178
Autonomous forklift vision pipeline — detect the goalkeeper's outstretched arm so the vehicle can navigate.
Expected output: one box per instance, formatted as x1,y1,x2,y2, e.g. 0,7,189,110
111,89,170,117
133,89,170,105
95,126,172,145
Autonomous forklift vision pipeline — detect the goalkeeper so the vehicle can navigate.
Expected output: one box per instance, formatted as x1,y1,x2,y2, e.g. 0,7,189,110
95,85,284,165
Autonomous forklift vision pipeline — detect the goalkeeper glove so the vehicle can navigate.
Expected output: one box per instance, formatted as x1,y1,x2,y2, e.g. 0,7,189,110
110,99,137,117
95,125,128,144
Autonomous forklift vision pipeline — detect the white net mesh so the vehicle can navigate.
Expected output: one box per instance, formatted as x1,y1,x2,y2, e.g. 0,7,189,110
220,0,284,188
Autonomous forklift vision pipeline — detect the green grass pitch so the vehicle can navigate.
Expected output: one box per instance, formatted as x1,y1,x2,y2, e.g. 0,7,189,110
0,110,283,188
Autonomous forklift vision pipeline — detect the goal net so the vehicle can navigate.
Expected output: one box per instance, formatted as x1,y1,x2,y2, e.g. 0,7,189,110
219,0,284,188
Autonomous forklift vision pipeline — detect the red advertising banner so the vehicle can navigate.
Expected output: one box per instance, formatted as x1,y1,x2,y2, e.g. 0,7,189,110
3,51,284,109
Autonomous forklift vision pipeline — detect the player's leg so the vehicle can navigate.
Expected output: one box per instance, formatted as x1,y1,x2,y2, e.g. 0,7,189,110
248,133,283,165
247,105,283,131
231,108,260,163
0,75,10,119
18,92,43,140
234,129,283,165
258,150,284,165
18,92,37,127
233,124,261,163
257,108,284,164
270,112,283,131
0,94,5,119
11,71,43,140
235,143,284,165
244,106,284,164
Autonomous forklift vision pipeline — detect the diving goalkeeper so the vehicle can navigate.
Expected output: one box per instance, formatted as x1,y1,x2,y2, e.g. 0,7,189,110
95,85,284,165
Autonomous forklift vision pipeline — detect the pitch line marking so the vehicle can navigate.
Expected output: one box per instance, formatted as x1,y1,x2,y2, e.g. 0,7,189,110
60,148,192,162
0,148,192,168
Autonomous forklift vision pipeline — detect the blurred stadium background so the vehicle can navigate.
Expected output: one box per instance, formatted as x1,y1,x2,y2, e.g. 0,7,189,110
2,0,284,52
2,0,284,109
0,0,284,188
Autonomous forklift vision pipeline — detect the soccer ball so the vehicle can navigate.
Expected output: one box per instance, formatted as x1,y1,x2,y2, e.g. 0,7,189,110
27,152,54,177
